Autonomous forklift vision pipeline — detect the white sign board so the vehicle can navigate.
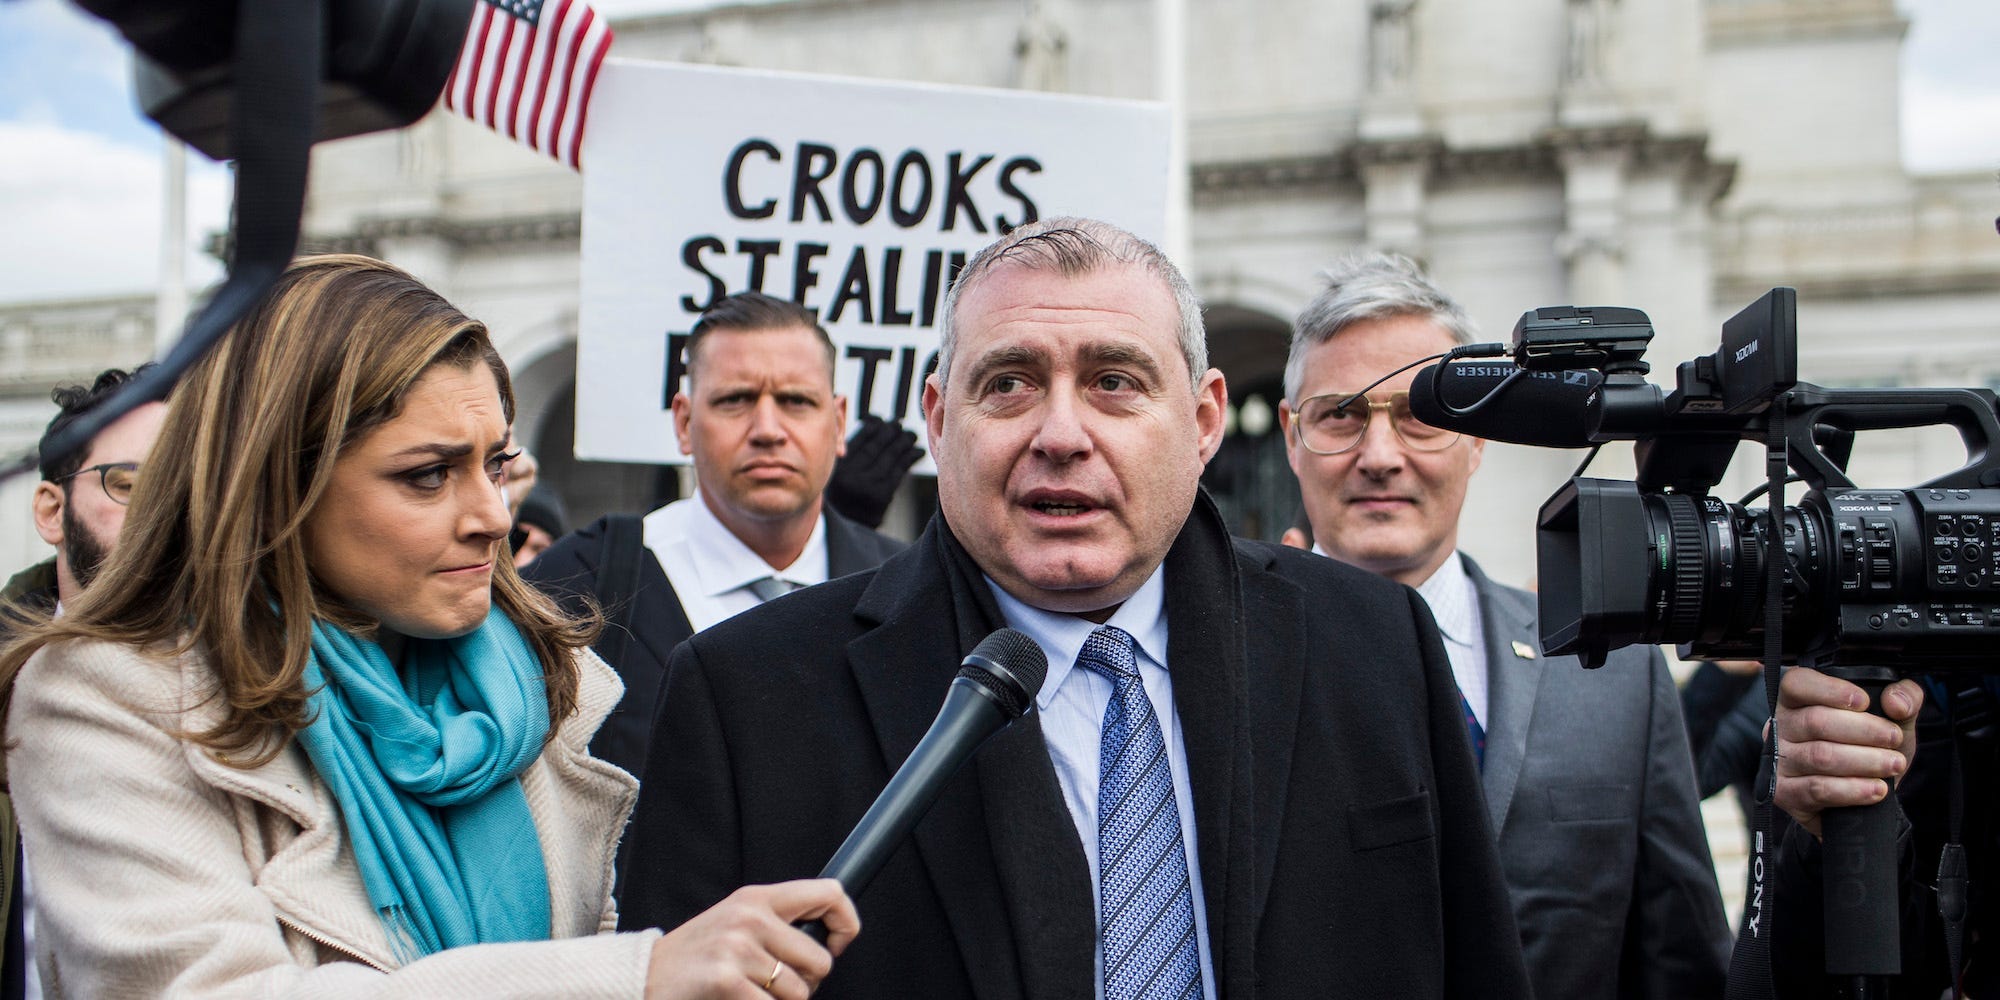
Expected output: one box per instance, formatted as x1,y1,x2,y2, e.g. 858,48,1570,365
578,59,1169,469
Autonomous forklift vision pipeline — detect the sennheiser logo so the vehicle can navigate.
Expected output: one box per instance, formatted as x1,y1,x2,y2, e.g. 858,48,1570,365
1735,340,1760,364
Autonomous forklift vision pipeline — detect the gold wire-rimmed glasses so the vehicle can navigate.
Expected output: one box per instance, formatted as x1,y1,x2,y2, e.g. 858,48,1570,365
1291,391,1461,456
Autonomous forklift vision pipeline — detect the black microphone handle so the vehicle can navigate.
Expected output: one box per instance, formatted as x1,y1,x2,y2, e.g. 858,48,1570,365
796,676,1012,945
1816,669,1903,981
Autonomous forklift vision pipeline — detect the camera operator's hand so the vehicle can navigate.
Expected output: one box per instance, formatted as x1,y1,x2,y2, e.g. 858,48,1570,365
1772,666,1924,838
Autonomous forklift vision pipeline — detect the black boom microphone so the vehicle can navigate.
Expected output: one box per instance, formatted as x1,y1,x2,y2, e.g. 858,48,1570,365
797,627,1049,944
1407,360,1603,449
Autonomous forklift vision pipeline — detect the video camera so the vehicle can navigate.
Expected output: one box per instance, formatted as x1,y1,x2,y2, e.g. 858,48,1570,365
1406,288,2000,985
1414,288,2000,673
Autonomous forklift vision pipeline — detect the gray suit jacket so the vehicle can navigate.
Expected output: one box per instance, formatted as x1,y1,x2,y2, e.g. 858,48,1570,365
1465,556,1731,1000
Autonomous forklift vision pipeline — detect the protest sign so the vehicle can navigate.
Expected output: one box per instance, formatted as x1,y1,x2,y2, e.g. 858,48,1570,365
578,59,1168,470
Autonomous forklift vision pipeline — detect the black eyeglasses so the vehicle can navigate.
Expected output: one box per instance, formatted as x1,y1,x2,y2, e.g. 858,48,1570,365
54,462,141,505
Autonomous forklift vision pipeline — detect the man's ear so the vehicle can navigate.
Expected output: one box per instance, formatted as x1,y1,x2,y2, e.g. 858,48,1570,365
1278,397,1300,472
671,391,695,456
922,374,945,456
32,481,64,547
1194,368,1228,463
833,395,850,458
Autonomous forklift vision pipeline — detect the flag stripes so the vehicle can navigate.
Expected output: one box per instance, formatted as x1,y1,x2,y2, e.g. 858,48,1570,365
442,0,612,171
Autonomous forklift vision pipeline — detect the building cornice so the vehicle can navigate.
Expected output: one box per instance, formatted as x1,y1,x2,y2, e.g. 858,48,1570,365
215,213,586,262
1193,125,1734,203
1719,267,2000,305
1706,0,1907,47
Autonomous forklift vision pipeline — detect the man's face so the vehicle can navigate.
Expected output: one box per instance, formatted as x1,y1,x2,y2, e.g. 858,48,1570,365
1280,314,1483,587
673,325,847,536
924,262,1227,617
32,401,169,601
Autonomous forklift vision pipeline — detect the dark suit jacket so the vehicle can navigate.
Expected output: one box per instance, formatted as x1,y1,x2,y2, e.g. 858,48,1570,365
1464,557,1731,1000
520,504,904,779
620,505,1530,1000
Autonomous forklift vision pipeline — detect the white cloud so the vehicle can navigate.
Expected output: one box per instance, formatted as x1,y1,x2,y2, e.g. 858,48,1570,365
1902,76,2000,174
0,122,230,304
1899,0,2000,173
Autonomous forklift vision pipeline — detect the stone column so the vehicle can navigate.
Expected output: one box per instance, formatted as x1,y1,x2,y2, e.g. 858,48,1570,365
1552,127,1639,306
1558,0,1622,126
1360,0,1423,141
1015,0,1070,92
1353,138,1439,261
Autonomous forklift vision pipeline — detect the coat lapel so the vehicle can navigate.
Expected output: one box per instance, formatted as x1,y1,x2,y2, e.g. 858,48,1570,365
1212,542,1297,998
1463,556,1547,836
628,556,694,671
843,531,1092,1000
823,508,878,577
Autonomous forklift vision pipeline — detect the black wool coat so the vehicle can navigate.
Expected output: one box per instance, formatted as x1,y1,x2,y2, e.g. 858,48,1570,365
619,496,1530,1000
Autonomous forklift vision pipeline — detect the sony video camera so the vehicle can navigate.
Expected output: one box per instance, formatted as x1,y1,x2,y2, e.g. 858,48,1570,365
1418,288,2000,672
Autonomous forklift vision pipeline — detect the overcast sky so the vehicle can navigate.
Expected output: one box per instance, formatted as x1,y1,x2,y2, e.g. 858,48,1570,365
0,0,1993,305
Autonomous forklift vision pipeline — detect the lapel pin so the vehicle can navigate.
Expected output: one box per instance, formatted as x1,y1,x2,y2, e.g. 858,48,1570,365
1511,640,1537,660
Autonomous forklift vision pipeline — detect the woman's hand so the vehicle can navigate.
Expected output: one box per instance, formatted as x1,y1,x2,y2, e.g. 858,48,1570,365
644,879,860,999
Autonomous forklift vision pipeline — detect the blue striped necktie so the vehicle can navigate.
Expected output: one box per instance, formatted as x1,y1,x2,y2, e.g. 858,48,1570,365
1076,625,1204,1000
1459,689,1486,770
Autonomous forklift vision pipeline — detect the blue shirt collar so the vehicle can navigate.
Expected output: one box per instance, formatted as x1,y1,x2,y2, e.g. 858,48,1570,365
983,566,1170,712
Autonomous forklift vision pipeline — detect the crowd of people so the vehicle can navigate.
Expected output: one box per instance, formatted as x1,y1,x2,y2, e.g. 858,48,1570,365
0,221,1986,998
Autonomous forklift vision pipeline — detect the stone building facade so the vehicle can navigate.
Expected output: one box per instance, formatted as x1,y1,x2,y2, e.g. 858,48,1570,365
5,0,1997,594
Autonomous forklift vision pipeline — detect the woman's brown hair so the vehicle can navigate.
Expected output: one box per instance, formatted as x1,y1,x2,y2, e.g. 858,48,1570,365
0,254,594,763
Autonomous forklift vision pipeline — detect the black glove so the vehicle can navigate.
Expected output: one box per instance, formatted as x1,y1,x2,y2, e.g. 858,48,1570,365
824,414,923,529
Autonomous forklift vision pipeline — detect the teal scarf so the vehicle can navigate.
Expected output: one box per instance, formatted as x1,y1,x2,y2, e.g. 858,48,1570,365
296,607,553,961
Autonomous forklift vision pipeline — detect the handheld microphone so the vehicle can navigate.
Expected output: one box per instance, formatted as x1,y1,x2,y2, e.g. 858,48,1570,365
1407,360,1603,449
797,627,1049,944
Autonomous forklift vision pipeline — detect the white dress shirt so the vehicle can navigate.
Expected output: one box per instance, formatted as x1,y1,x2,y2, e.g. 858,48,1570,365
1414,551,1489,728
641,493,830,633
985,567,1217,1000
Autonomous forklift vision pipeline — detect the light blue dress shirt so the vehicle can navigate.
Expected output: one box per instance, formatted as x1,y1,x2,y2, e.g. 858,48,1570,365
985,567,1217,1000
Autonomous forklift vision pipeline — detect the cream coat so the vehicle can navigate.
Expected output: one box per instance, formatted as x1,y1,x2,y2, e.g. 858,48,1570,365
6,638,662,998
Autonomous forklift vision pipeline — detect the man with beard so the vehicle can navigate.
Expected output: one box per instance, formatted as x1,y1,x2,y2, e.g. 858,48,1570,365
2,365,167,1000
8,367,167,617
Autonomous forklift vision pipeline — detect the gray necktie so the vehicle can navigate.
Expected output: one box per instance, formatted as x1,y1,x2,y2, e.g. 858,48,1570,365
746,576,800,603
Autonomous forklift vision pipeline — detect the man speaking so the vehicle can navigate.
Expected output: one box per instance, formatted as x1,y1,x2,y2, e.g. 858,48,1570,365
619,219,1528,999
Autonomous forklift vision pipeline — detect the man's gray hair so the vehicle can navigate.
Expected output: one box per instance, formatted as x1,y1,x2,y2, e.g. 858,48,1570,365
935,217,1208,391
1285,252,1477,403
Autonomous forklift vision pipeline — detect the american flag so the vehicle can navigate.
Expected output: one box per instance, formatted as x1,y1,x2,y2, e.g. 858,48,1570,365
443,0,613,171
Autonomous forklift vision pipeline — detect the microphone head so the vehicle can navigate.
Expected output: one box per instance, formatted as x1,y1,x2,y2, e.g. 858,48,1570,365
958,628,1049,719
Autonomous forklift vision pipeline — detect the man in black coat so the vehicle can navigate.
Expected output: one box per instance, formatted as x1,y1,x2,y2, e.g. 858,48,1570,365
619,218,1531,999
523,292,903,781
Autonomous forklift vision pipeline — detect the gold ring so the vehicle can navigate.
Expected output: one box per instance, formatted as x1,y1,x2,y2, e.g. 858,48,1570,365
762,960,783,992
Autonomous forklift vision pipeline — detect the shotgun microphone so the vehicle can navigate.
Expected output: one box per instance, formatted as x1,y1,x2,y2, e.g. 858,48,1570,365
1406,360,1603,449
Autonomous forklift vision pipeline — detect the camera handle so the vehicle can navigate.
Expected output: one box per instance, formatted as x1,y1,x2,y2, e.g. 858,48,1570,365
1815,664,1902,996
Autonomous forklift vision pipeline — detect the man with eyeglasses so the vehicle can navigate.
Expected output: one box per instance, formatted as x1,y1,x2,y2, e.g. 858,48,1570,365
2,365,165,1000
1279,254,1729,1000
9,367,166,615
